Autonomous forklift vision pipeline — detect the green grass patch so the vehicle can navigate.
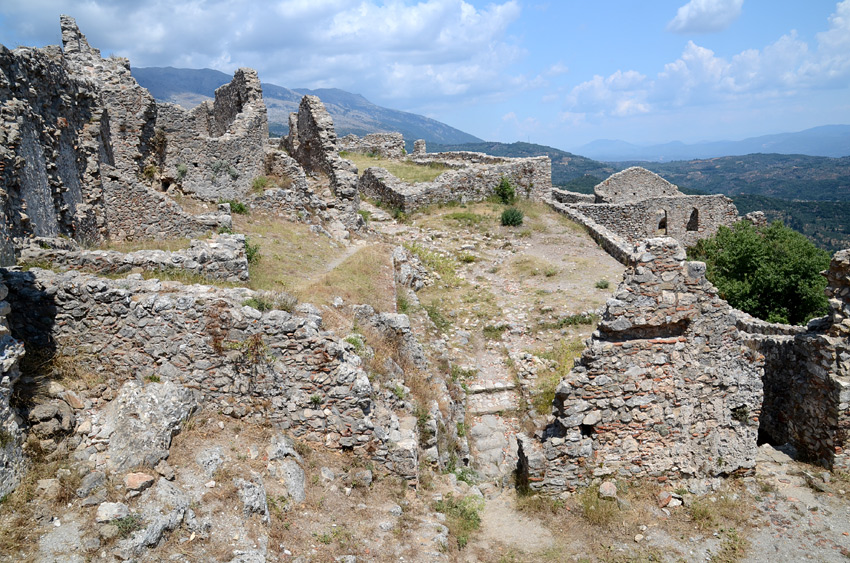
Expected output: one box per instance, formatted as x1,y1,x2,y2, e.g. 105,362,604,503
433,494,484,550
218,198,248,214
342,152,447,183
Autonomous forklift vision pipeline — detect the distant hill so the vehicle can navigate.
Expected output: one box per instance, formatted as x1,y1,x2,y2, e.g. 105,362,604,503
575,125,850,161
429,141,618,190
132,66,482,146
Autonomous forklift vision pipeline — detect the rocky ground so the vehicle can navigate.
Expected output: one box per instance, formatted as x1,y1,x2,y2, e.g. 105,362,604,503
2,188,850,562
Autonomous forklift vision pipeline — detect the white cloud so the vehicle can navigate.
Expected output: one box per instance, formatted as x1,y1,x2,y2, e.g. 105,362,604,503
667,0,743,34
566,1,850,118
0,0,523,108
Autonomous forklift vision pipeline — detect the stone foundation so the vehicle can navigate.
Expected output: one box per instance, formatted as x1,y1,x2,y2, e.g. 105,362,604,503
339,133,405,159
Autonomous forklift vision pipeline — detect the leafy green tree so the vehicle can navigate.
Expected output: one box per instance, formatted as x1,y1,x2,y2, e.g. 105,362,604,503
687,221,830,325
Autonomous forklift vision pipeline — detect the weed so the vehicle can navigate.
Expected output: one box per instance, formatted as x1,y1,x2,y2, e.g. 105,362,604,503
219,199,249,214
450,365,477,382
456,421,466,437
543,265,558,277
114,514,144,538
595,279,610,289
242,292,297,313
310,394,322,407
176,163,188,180
731,405,750,425
392,384,406,400
494,176,517,205
145,374,161,383
217,226,233,234
0,428,14,448
458,252,476,263
424,303,451,332
251,176,270,193
433,493,484,550
516,493,566,516
482,324,508,340
577,484,619,526
344,334,365,353
245,239,261,264
531,338,585,414
357,209,371,223
538,312,599,331
501,207,524,227
403,242,459,285
709,528,749,562
142,164,159,180
396,292,410,313
444,211,487,229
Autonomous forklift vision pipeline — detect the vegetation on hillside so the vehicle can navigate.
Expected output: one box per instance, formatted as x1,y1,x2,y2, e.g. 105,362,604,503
688,221,830,325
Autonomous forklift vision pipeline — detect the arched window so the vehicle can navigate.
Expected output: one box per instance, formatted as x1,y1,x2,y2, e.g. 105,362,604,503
687,208,699,232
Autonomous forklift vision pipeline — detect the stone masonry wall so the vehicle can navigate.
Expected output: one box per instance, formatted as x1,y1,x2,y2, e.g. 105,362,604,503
518,238,764,493
594,166,681,204
0,269,416,475
358,155,552,212
19,234,249,283
156,69,268,201
339,133,405,159
0,278,25,498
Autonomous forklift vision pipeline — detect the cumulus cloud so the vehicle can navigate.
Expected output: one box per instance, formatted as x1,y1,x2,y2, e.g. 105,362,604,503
667,0,744,34
0,0,522,108
567,0,850,118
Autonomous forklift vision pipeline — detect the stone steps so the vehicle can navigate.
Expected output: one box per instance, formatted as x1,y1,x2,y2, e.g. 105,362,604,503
466,389,520,416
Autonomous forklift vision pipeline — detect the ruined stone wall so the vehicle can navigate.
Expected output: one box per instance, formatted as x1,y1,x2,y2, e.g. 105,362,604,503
518,238,764,493
551,189,595,205
0,16,234,246
547,200,637,265
594,166,680,204
358,155,552,212
567,195,739,248
0,278,26,498
19,234,248,282
156,69,268,200
339,133,405,159
282,96,361,230
742,250,850,471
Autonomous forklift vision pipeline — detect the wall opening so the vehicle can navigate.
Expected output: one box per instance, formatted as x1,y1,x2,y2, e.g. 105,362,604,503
654,209,667,235
687,208,699,232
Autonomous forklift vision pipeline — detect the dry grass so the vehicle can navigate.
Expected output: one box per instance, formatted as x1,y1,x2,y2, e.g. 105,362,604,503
232,213,346,294
341,152,447,183
510,255,561,281
298,244,395,310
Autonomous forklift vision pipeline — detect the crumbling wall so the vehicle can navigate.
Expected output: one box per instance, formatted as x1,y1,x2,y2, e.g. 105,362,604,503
0,16,232,245
745,250,850,470
282,96,361,229
518,238,764,493
358,155,552,212
19,234,249,282
156,69,268,200
339,133,405,159
0,278,25,498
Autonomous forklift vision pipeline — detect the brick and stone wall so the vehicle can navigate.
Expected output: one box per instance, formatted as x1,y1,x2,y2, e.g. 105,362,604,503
339,133,405,160
19,234,249,282
518,238,764,493
358,155,552,212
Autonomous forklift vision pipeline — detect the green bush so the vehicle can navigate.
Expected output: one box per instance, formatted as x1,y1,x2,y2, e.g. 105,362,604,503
500,207,524,227
176,163,188,180
219,199,249,214
688,220,829,325
494,177,516,205
245,238,261,264
595,279,610,289
251,176,270,193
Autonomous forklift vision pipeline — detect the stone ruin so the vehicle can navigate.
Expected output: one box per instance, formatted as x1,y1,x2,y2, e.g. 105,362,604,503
339,132,406,159
357,147,552,212
552,166,739,249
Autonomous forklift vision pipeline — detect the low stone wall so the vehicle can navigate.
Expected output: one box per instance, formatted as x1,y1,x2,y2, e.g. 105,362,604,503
358,155,552,212
552,189,595,204
547,200,637,266
19,234,249,282
339,133,405,159
518,238,764,493
0,279,26,498
1,269,417,473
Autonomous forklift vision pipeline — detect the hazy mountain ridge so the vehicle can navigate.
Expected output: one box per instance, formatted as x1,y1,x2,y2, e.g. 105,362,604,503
575,125,850,161
132,66,482,146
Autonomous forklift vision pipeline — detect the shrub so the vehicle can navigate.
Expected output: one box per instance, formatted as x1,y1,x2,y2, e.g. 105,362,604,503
495,177,517,205
176,163,188,180
142,164,159,180
218,199,249,214
245,239,261,264
595,279,610,289
500,207,524,227
251,176,270,193
688,221,830,325
433,494,484,550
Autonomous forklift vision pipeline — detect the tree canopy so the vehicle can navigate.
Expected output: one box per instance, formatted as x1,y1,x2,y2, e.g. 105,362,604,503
687,221,830,325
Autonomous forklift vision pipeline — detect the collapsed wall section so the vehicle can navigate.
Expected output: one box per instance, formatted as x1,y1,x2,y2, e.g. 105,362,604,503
518,238,764,493
339,133,405,159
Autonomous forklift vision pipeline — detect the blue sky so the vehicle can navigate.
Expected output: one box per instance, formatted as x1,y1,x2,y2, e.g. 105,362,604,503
1,1,848,151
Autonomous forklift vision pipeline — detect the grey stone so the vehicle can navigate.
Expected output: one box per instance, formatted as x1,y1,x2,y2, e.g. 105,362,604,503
96,502,129,523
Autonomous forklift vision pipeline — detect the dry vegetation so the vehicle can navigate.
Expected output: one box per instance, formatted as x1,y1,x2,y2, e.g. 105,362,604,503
341,152,448,183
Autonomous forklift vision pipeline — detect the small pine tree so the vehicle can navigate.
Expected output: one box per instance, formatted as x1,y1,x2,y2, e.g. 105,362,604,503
495,177,516,205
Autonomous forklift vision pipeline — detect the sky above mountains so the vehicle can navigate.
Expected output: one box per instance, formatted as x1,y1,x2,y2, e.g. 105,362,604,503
1,0,849,151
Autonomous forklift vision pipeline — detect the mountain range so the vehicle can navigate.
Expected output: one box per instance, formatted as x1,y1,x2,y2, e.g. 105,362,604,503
573,125,850,162
131,67,482,146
